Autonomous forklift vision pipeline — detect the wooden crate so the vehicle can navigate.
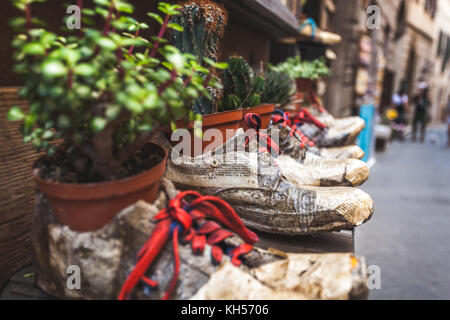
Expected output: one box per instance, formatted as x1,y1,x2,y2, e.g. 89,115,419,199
0,87,41,291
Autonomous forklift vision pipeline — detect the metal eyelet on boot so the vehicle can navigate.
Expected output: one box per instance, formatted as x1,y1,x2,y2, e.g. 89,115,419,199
210,158,220,168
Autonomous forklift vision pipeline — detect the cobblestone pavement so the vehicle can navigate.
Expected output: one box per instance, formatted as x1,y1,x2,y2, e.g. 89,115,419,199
356,126,450,300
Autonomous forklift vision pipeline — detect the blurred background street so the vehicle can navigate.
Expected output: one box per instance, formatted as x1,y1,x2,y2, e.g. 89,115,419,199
357,126,450,299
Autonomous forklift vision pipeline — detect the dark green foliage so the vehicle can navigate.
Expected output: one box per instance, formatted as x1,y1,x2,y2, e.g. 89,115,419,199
261,70,295,106
219,56,263,111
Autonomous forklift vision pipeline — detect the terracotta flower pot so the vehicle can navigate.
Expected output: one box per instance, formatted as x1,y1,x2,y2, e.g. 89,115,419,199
296,78,314,93
173,109,243,157
240,104,275,130
32,143,167,232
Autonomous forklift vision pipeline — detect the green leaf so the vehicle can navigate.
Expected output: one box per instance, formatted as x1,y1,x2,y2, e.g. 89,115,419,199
147,12,163,25
96,37,117,51
91,117,108,132
41,60,67,78
74,63,96,77
42,130,54,140
138,123,152,131
93,0,111,7
167,23,183,32
10,17,26,28
116,2,134,13
214,62,228,70
7,106,25,121
57,115,71,129
106,105,121,119
23,43,45,55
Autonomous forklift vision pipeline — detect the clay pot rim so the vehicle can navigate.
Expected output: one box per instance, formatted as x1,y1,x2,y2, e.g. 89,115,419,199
32,143,167,200
202,109,243,127
242,104,275,113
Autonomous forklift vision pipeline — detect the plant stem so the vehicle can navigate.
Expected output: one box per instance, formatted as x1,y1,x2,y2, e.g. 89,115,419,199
67,69,73,89
150,14,170,58
103,2,115,36
25,4,32,31
128,27,140,56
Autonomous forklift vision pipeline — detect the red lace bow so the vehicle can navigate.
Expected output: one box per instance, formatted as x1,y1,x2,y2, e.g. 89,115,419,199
291,108,327,130
244,113,280,157
118,191,259,300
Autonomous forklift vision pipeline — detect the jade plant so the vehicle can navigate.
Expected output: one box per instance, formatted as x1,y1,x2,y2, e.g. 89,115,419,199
170,0,228,115
219,56,265,112
271,56,330,80
261,70,295,107
7,0,224,182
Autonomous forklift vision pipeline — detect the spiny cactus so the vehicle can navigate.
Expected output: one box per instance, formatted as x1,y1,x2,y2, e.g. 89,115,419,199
261,70,295,106
219,56,264,111
171,0,228,114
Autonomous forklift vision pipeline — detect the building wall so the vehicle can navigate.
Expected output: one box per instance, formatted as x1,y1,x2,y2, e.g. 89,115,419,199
429,0,450,124
220,22,271,70
390,0,435,97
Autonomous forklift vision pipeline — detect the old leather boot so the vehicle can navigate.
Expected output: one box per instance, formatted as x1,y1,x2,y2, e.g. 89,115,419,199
269,116,369,187
166,128,374,235
33,183,369,300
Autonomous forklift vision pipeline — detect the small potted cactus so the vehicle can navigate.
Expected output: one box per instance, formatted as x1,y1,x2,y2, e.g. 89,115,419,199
170,0,239,155
219,56,275,130
7,0,219,231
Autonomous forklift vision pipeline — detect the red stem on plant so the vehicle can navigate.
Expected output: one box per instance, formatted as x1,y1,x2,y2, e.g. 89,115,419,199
150,14,171,58
67,69,73,89
103,2,115,36
25,4,32,31
116,48,125,80
128,27,140,56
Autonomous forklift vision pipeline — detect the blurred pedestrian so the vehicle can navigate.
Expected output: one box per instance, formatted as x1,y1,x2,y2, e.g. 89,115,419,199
391,89,409,141
412,82,431,143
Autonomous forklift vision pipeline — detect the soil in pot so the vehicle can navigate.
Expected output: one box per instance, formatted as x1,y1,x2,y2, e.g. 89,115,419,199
32,143,167,232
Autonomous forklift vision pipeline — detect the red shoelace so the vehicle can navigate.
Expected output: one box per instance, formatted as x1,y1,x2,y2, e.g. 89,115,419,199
118,191,258,300
244,113,280,157
272,112,314,148
290,108,327,131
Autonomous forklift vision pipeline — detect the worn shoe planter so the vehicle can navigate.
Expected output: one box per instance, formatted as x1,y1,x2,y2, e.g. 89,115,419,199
32,143,167,232
241,104,275,130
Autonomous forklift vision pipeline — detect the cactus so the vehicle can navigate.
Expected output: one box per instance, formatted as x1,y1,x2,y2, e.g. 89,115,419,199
219,56,264,111
261,70,295,106
171,0,228,114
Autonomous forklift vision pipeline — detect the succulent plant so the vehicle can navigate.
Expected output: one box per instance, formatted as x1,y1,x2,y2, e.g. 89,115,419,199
170,0,228,115
7,0,223,181
261,70,295,106
219,56,264,111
